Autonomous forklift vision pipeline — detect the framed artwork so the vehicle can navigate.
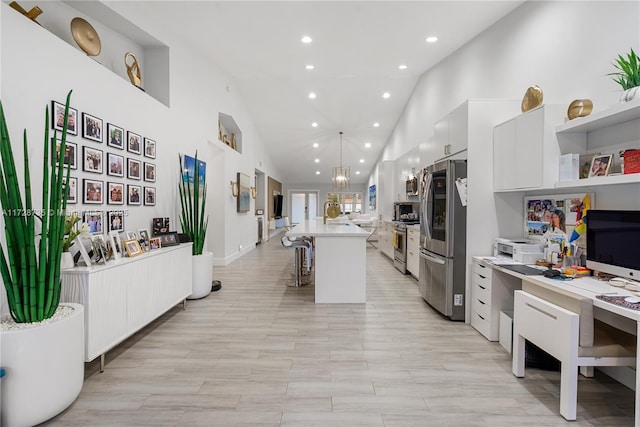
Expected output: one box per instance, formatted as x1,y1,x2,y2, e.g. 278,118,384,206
182,154,206,185
144,162,156,182
158,232,179,247
108,230,123,260
82,210,104,234
149,237,161,250
127,184,141,205
107,182,124,205
82,112,103,143
54,139,77,170
237,172,250,212
369,185,377,210
83,179,103,204
64,177,77,204
138,228,150,243
127,158,141,180
107,123,124,149
107,152,124,177
123,238,143,257
51,100,78,136
144,186,156,206
144,137,156,159
82,146,103,174
108,210,125,232
589,154,613,177
127,131,142,154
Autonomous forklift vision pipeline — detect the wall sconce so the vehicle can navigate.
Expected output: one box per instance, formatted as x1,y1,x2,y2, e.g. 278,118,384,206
250,186,256,199
230,180,238,197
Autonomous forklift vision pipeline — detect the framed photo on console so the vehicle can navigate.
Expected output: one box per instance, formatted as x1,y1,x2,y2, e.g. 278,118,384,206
588,154,613,178
51,100,78,136
123,238,143,257
82,112,103,143
158,232,179,247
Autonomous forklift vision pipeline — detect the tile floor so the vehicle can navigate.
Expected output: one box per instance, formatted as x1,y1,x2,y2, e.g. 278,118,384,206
46,235,635,426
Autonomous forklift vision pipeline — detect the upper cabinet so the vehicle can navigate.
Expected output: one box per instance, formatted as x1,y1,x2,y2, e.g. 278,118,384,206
493,105,565,191
434,102,469,161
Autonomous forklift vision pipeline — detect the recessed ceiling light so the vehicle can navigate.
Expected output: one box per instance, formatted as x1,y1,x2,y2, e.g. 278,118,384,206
308,92,316,99
315,171,320,175
311,122,318,127
382,92,391,99
398,64,408,70
365,142,371,148
360,159,365,163
373,122,380,127
301,36,312,44
314,158,320,163
305,64,314,70
426,36,438,43
313,143,319,148
356,171,361,175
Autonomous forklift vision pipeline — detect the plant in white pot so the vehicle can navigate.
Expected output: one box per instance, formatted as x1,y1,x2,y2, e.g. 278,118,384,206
609,47,640,102
178,152,213,299
0,91,84,427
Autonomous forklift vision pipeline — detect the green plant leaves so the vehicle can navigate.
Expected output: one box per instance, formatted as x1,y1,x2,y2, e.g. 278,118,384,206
609,48,640,90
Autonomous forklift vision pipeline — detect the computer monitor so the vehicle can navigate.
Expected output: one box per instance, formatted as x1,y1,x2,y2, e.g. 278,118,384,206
586,210,640,282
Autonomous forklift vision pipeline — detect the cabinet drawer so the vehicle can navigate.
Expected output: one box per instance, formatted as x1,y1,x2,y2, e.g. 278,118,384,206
472,261,492,279
471,311,490,339
472,271,491,290
472,279,490,302
472,296,490,319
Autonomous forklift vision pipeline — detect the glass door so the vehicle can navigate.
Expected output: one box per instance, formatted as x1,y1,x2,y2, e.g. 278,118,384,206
291,191,318,224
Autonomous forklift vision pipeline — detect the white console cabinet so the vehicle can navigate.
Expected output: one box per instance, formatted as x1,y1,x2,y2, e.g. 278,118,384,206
61,244,193,365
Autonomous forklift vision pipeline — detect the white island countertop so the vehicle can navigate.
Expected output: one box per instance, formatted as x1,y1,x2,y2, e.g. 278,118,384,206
286,219,370,238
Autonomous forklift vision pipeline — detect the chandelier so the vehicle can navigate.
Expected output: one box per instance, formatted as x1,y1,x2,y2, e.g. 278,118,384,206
332,131,350,190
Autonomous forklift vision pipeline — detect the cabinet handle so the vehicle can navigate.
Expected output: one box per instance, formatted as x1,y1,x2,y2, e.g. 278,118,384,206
478,285,486,290
477,313,485,320
479,274,485,279
478,264,486,269
477,299,485,305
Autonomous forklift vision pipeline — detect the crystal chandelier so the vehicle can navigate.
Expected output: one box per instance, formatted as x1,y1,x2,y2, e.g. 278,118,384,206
332,131,350,190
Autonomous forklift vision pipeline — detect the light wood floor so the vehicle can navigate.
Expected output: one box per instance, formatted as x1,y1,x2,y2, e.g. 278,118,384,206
47,235,634,426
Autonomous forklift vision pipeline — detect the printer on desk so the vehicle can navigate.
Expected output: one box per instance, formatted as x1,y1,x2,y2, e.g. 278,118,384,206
494,238,545,264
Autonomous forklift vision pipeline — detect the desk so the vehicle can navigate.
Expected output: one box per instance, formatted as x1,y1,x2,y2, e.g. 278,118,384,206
471,256,640,426
287,219,369,303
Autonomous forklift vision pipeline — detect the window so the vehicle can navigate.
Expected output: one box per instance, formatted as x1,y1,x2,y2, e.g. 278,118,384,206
326,193,363,214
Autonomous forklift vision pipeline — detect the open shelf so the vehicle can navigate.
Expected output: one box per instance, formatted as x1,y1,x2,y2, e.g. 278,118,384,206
556,100,640,134
218,113,242,153
555,173,640,189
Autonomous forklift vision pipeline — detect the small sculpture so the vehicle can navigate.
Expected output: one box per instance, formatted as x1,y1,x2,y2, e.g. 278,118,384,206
70,17,101,56
521,85,543,112
9,1,42,24
567,99,593,120
124,52,142,88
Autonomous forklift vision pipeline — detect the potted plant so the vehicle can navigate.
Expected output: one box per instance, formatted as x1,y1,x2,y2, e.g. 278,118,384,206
0,92,84,426
609,47,640,102
178,152,212,299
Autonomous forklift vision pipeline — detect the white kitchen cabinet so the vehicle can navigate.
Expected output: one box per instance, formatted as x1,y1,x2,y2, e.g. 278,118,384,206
406,226,420,278
377,220,395,260
493,104,565,191
434,102,469,161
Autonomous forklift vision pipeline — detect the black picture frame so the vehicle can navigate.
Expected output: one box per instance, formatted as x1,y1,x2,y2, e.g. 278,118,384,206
54,138,77,170
107,181,124,205
127,184,141,205
82,112,103,143
83,179,104,204
108,210,125,232
83,210,104,234
107,123,124,149
127,131,142,155
64,177,78,204
158,232,179,247
143,162,156,182
127,158,141,180
82,146,103,174
51,100,78,136
107,152,124,177
144,186,156,206
144,137,156,159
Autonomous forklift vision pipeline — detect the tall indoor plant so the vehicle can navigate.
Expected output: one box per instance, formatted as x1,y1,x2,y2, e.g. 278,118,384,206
178,152,212,299
0,91,84,426
609,47,640,102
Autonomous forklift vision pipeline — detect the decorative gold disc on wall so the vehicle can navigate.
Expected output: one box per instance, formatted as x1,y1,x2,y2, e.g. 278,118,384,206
521,85,543,112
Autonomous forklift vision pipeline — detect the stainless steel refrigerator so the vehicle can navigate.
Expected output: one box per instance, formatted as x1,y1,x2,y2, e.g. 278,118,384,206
418,159,467,321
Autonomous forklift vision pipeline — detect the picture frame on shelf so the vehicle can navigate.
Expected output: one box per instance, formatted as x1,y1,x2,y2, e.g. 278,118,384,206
91,234,109,264
144,186,156,206
64,177,77,204
127,131,142,154
54,138,77,170
108,210,124,232
127,184,141,205
152,217,170,235
123,238,143,257
107,123,124,149
82,112,103,143
108,230,123,260
144,162,156,182
127,158,141,180
71,236,92,266
144,137,156,159
149,237,161,250
107,182,124,205
589,154,613,178
107,152,124,177
82,146,103,174
83,210,104,234
51,100,78,136
158,232,179,247
126,230,139,241
138,228,150,245
83,178,103,204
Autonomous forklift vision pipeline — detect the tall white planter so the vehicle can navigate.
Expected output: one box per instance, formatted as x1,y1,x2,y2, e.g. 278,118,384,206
620,86,640,102
188,251,213,299
1,303,85,427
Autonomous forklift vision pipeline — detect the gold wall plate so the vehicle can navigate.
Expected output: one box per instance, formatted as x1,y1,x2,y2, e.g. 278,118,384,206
70,17,101,56
521,85,543,112
567,99,593,120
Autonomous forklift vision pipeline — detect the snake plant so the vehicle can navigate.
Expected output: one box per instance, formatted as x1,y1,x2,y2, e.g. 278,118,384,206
609,48,640,90
178,152,208,255
0,91,73,323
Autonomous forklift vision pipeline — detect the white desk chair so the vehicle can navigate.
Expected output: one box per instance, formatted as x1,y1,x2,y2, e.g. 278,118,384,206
512,290,636,421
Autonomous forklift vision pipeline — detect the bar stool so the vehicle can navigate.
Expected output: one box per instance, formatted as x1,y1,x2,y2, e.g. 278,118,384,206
281,235,313,287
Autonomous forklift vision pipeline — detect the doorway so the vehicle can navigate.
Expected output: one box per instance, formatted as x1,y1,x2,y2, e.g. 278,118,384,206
290,191,318,225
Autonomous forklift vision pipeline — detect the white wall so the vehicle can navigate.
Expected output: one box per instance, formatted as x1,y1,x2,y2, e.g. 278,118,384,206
372,0,640,211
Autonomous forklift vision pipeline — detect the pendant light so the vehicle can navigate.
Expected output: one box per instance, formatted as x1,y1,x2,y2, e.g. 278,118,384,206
332,131,350,190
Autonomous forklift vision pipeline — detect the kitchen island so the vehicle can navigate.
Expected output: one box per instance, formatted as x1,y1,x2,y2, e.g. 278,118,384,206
286,219,370,303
